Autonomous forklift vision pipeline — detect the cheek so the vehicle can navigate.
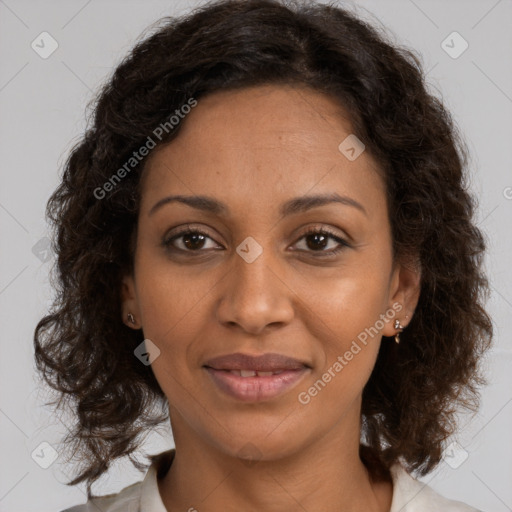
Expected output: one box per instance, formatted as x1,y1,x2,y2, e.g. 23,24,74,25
305,265,391,347
129,229,209,417
135,245,212,340
298,262,391,392
295,289,388,416
134,254,219,396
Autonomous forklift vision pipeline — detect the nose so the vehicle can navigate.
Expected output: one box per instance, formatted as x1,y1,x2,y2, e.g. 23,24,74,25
215,246,295,335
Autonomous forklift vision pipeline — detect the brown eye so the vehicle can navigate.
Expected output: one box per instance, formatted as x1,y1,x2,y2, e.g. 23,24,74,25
293,228,350,256
179,232,208,250
163,227,221,253
304,232,329,250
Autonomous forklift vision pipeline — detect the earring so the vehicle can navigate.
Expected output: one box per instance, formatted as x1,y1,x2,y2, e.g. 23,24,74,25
394,319,404,344
127,312,136,325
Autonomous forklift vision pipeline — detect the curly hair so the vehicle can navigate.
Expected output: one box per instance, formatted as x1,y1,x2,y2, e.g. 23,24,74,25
33,0,493,498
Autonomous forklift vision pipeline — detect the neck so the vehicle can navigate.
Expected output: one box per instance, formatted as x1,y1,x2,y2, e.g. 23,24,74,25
158,415,393,512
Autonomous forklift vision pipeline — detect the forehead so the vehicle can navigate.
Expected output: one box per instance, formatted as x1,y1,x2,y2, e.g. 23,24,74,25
140,84,386,220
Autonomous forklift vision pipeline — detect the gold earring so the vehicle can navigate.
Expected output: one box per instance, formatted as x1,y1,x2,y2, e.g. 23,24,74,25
394,319,404,344
127,312,136,325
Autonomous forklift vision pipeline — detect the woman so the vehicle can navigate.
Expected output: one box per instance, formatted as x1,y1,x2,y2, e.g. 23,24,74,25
34,0,493,510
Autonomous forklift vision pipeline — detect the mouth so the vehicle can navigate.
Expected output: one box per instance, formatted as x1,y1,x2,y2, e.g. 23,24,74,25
203,352,311,402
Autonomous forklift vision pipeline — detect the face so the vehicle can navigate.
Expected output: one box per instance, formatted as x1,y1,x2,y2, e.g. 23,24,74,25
122,84,420,461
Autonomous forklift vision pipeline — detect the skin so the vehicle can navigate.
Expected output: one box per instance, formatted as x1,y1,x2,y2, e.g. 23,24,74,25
121,84,421,512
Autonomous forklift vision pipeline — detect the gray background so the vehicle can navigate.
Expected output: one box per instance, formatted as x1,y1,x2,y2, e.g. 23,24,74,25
0,0,511,510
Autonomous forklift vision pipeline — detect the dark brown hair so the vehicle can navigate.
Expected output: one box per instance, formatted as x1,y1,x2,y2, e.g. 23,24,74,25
33,0,493,498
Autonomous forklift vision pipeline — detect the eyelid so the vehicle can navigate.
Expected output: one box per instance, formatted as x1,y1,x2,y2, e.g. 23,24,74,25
291,225,351,253
164,223,223,247
295,224,349,242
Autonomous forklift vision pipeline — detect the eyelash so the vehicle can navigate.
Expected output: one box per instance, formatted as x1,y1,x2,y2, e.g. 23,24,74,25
162,225,351,257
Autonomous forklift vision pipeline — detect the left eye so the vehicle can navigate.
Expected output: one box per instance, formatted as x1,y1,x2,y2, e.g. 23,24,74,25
293,229,350,255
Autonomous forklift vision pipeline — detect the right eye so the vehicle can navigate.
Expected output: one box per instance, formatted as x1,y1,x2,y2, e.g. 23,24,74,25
162,226,223,253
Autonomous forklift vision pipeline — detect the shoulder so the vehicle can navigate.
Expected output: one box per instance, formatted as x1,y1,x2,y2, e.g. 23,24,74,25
60,449,175,512
60,479,143,512
390,464,483,512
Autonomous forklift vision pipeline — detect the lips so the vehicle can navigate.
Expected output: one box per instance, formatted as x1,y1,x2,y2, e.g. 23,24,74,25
203,352,311,402
203,352,309,372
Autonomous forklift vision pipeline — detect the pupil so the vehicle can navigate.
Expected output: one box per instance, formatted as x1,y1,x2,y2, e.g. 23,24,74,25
184,233,205,250
307,233,327,250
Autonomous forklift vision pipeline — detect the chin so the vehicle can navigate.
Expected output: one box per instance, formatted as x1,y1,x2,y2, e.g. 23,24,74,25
202,416,313,464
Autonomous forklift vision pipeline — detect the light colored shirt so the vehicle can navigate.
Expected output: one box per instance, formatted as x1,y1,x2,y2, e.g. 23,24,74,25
61,449,482,512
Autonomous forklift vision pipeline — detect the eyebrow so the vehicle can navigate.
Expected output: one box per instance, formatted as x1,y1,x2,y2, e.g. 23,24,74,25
148,192,367,218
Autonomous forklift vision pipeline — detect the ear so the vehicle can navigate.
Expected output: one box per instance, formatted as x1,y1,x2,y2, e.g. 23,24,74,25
381,256,421,337
121,273,142,329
